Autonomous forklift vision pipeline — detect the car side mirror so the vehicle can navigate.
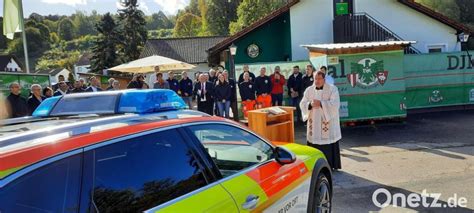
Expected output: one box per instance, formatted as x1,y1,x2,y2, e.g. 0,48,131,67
275,146,296,165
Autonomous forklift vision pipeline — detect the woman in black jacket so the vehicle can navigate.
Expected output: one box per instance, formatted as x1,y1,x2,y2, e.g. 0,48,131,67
214,74,231,118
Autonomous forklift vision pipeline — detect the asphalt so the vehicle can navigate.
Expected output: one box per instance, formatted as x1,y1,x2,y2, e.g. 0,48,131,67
294,110,474,212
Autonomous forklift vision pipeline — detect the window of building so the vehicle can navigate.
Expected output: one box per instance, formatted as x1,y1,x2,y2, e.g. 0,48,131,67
187,124,274,177
0,154,82,213
83,129,207,212
427,44,447,53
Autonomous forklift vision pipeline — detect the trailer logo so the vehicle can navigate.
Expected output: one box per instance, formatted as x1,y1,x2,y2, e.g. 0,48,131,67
348,58,389,88
429,90,443,103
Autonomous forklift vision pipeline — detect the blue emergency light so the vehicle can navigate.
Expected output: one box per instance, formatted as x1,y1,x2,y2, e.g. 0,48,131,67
117,89,187,113
32,89,187,117
32,96,61,117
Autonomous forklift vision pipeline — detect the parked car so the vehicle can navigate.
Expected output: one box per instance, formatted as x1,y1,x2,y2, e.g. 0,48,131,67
0,89,332,212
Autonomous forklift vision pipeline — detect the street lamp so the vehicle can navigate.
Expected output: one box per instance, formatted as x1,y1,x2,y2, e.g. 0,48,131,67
229,44,239,121
459,32,471,65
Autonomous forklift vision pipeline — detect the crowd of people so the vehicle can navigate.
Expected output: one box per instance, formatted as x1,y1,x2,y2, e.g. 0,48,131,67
3,64,330,121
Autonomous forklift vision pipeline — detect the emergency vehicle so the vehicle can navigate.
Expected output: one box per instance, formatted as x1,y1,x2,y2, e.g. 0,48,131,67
0,89,332,212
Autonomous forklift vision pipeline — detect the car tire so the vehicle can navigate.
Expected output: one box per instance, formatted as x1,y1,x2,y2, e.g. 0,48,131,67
308,172,332,213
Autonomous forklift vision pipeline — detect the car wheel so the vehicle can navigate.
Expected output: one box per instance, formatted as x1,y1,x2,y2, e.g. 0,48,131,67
311,173,332,213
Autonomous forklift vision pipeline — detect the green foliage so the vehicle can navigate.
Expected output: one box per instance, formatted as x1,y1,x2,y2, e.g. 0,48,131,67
173,13,202,37
117,0,148,62
58,18,75,41
72,10,99,36
145,11,174,30
206,0,241,35
90,13,120,73
7,27,49,58
229,0,286,34
148,29,174,39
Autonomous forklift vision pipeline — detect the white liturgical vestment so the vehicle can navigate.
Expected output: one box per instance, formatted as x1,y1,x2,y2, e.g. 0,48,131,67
300,83,342,145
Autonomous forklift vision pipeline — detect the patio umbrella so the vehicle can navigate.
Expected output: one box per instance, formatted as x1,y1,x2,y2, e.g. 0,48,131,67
109,55,196,73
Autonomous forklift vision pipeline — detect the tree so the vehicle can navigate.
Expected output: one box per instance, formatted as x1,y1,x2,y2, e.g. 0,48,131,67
230,0,287,34
72,11,99,36
8,27,49,58
90,13,120,73
455,0,474,26
117,0,148,62
58,18,75,41
205,0,241,35
185,0,201,15
146,11,173,30
173,13,202,37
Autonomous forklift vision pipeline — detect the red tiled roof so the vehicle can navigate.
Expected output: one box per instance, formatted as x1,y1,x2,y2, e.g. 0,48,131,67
207,0,300,55
398,0,472,33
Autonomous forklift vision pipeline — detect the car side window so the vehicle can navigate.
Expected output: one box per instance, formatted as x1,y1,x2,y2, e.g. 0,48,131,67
188,124,274,177
83,129,207,212
0,154,82,213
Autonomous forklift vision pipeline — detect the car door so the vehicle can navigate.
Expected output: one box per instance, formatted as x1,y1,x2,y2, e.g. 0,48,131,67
185,123,312,213
79,128,238,213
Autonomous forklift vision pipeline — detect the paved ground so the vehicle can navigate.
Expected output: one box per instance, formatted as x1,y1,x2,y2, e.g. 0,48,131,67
295,110,474,212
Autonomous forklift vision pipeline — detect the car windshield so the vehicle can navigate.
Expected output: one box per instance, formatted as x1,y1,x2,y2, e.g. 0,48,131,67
50,94,118,116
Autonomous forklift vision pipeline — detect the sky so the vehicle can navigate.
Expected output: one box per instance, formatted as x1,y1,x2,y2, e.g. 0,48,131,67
0,0,189,17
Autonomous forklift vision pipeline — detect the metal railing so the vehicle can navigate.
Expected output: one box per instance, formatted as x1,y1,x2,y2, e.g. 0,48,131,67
333,12,421,54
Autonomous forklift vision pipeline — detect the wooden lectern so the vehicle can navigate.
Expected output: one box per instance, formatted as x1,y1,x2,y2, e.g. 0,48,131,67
247,106,295,143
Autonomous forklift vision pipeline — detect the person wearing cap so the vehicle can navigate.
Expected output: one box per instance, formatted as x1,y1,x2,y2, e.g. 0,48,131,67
270,66,286,106
255,67,272,108
167,71,179,93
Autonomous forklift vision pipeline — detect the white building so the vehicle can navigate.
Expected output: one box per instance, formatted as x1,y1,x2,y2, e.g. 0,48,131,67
208,0,471,65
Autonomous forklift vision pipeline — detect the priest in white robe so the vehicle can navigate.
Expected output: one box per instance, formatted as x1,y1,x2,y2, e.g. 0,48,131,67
300,71,342,170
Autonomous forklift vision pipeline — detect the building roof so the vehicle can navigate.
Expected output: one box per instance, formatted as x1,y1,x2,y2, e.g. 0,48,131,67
75,52,92,66
302,41,416,50
140,36,228,64
208,0,471,56
35,68,69,76
398,0,471,34
208,0,300,55
0,55,24,72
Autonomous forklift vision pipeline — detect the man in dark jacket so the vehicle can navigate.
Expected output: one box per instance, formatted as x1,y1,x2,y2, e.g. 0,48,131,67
287,65,303,121
302,64,315,93
167,71,180,93
238,65,256,84
6,82,28,118
27,84,45,115
254,67,272,108
85,76,103,92
239,72,256,118
193,74,214,115
54,81,71,96
71,80,85,93
179,71,194,108
223,71,238,120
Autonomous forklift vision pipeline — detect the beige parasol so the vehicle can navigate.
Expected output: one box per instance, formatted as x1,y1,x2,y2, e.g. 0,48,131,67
109,55,196,73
